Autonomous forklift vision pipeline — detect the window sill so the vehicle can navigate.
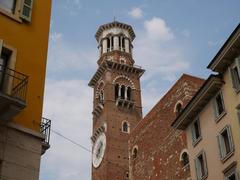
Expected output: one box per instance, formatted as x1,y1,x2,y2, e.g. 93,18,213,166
121,130,130,134
0,8,22,23
221,149,235,163
192,136,202,147
215,111,227,123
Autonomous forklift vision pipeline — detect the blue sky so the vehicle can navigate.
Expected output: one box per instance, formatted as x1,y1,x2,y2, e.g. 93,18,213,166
40,0,240,179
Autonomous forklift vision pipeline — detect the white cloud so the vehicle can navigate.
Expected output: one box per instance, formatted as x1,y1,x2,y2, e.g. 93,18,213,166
144,17,174,42
40,32,96,180
64,0,82,16
128,7,143,19
47,31,97,78
207,40,220,47
40,79,92,180
182,29,191,38
134,17,189,81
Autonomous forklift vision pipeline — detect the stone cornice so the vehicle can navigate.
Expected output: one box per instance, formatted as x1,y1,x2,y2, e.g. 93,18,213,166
95,21,135,42
88,60,145,88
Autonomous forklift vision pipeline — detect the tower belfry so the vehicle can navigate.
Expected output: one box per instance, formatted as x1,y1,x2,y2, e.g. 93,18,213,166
89,21,145,180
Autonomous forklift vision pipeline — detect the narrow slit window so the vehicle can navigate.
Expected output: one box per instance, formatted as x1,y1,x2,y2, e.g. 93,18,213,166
127,87,131,100
115,84,119,100
121,85,125,99
191,117,201,145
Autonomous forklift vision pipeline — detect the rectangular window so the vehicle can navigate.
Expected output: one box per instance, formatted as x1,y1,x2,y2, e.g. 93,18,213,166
194,151,208,180
0,0,33,22
217,125,234,162
191,117,202,146
224,163,239,180
213,91,225,121
0,0,16,13
230,57,240,91
236,105,240,125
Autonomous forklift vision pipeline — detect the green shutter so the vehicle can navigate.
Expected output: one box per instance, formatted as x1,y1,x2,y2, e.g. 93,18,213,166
237,171,240,180
203,151,208,177
227,125,234,151
213,98,218,119
230,67,237,89
20,0,34,22
191,123,196,143
217,134,223,159
236,57,240,80
194,158,201,180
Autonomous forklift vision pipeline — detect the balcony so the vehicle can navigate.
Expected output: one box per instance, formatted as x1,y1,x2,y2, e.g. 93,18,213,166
0,65,28,123
41,117,51,155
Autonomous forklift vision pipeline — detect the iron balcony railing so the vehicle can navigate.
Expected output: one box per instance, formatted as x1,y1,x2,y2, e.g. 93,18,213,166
0,65,28,102
41,118,51,145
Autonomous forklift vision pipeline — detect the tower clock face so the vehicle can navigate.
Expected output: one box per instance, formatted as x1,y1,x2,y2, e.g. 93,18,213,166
92,133,106,168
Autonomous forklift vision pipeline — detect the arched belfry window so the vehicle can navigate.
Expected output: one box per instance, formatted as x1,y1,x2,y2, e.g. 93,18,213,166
114,83,133,101
122,121,130,133
111,36,114,50
121,85,125,99
132,146,138,159
122,37,125,51
115,84,119,100
107,38,111,52
180,149,189,166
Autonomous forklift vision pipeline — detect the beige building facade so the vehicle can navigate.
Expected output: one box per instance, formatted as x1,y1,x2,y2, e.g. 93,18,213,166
172,24,240,180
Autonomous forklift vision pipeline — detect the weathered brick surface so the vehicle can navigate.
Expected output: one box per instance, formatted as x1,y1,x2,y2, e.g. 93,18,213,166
129,74,204,180
92,67,143,180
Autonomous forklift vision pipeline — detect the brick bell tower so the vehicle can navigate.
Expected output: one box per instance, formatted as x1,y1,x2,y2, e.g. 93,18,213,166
88,21,145,180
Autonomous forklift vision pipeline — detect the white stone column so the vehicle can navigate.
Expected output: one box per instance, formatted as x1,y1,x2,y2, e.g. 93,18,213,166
102,39,107,53
124,87,127,100
125,39,130,53
114,36,119,50
99,46,102,57
118,85,121,98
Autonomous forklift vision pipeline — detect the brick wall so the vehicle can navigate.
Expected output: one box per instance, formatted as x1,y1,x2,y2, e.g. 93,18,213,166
129,74,204,180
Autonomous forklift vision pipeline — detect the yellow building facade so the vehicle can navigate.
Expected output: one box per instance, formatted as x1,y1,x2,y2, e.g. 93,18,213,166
0,0,52,179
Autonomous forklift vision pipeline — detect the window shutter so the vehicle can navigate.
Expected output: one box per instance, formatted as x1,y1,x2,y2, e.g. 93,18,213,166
20,0,34,22
217,135,223,159
227,125,234,151
229,67,237,89
213,98,218,118
191,123,196,143
202,151,208,177
220,92,226,111
194,158,201,180
236,57,240,79
237,171,240,180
